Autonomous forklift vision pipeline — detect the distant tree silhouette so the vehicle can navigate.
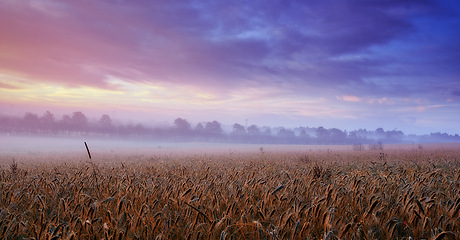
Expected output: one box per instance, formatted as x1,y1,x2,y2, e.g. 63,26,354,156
204,121,223,138
4,110,460,144
385,129,404,142
173,118,192,140
230,123,246,142
133,124,146,136
60,114,73,132
259,127,274,143
299,129,308,138
247,125,261,135
276,128,295,138
232,123,246,135
174,118,191,132
195,122,205,132
71,112,88,134
298,129,312,144
59,111,88,134
40,111,55,124
98,114,114,133
329,128,347,144
375,127,385,137
316,126,330,144
24,112,39,122
243,124,262,143
99,114,112,127
23,112,40,133
348,129,369,144
276,128,296,143
72,112,88,127
194,122,205,140
40,111,56,133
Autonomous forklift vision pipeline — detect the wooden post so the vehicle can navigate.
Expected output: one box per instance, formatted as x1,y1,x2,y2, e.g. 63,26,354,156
84,142,92,159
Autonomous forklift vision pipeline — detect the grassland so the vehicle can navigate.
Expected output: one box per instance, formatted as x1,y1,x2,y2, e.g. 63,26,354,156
1,144,459,239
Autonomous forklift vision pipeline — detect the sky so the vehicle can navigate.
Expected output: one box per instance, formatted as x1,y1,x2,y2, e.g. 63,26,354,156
1,0,459,135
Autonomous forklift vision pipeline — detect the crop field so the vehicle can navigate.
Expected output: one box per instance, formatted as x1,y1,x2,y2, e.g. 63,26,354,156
1,143,459,239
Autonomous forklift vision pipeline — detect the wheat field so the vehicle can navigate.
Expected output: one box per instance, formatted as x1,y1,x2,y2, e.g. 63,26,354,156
1,144,459,239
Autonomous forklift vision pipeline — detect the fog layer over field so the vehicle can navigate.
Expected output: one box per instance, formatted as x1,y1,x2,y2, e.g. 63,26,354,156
1,135,345,155
2,135,459,162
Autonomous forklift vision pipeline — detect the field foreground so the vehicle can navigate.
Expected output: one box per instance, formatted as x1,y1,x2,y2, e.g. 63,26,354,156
1,145,460,239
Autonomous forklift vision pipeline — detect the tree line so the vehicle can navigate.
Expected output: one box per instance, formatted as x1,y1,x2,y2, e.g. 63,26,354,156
1,111,459,144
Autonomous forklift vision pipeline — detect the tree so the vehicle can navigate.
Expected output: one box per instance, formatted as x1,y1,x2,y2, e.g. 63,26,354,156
59,111,88,132
193,122,205,139
71,112,88,131
23,112,40,132
316,127,330,144
276,128,296,143
329,128,347,144
298,129,312,144
174,118,191,132
385,129,404,143
276,128,295,138
247,125,261,135
98,114,114,133
72,112,88,125
40,111,55,124
349,129,368,144
60,114,73,131
40,111,56,132
24,112,39,124
375,127,385,136
173,118,192,140
299,129,308,138
204,121,223,135
195,123,205,133
232,123,246,135
99,114,112,127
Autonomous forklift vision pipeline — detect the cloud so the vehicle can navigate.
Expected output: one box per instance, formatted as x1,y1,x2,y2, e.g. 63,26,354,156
1,0,452,92
414,104,446,112
1,0,460,134
368,97,388,104
337,95,361,102
0,81,20,90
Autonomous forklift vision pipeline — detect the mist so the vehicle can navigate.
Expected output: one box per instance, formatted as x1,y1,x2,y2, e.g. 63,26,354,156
1,110,459,155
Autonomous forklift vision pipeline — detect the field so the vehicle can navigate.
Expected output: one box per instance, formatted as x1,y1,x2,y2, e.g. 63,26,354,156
1,142,460,239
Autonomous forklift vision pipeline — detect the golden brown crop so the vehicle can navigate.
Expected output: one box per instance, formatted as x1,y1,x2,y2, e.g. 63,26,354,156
1,145,459,239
